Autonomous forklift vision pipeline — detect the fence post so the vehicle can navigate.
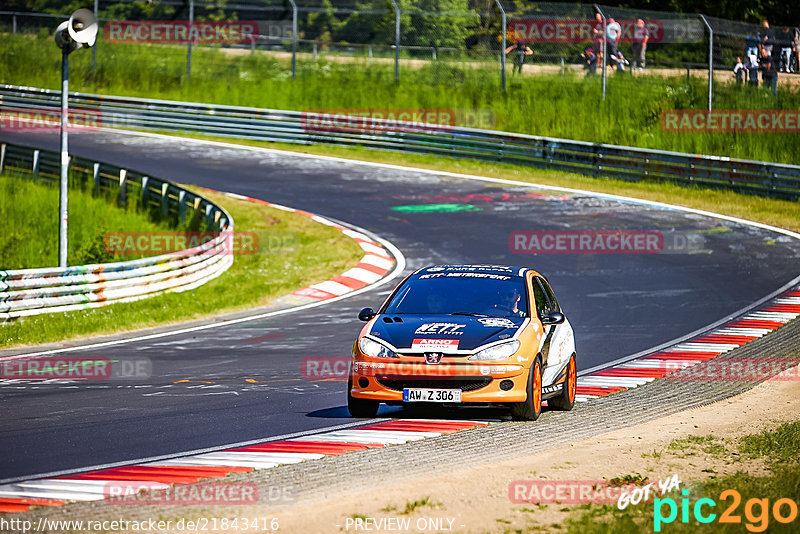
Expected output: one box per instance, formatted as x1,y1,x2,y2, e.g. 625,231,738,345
390,0,400,81
288,0,297,80
13,14,17,34
0,144,5,173
699,15,713,111
595,5,607,101
187,0,194,79
495,0,506,92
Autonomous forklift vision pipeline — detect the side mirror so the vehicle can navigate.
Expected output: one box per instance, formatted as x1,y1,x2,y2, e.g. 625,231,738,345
541,311,565,325
358,307,376,322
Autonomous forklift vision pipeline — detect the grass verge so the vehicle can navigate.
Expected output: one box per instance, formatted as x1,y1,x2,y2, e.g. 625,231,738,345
0,172,175,269
2,33,799,165
565,422,800,533
0,186,364,349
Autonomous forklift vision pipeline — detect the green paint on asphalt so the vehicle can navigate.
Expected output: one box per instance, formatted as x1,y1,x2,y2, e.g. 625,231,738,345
391,203,482,213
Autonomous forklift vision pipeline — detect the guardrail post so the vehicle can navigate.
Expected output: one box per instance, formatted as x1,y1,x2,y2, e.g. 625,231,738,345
205,204,214,230
32,149,40,181
178,190,186,224
161,182,170,218
288,0,297,80
390,0,400,82
495,0,506,92
12,15,17,34
0,144,6,173
141,176,149,205
92,162,100,192
119,169,127,207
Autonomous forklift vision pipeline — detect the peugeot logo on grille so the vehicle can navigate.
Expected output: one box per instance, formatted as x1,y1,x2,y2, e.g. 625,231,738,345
424,352,443,364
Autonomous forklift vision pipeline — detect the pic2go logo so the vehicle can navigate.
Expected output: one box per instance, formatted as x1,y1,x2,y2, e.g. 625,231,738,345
654,489,798,532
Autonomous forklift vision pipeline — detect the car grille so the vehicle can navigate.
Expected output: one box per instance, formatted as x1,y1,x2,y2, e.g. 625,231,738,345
376,376,492,392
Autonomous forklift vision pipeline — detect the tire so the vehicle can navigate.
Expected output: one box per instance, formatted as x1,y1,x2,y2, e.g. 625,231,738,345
511,358,542,421
548,353,577,411
347,375,379,418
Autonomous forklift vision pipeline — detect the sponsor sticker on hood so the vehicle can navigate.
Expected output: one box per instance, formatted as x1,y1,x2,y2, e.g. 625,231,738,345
478,317,518,329
411,338,460,352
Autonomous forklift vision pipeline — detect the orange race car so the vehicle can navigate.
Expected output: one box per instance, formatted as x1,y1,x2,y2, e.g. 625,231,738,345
347,265,577,420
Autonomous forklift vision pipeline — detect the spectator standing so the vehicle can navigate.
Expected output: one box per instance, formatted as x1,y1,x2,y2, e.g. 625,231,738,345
733,57,746,84
777,26,794,72
632,18,649,72
505,42,533,75
759,47,778,97
760,20,775,57
606,17,621,59
744,30,761,65
592,13,605,68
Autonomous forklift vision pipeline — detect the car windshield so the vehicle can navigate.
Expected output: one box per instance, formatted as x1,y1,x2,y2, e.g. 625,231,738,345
383,275,529,317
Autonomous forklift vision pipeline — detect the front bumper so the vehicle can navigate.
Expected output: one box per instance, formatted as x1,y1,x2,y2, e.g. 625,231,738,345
350,359,529,403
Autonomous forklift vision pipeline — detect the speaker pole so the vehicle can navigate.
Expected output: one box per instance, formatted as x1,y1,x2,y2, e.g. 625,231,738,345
58,49,69,268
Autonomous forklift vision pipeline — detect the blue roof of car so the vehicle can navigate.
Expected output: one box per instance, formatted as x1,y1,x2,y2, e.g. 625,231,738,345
414,265,529,278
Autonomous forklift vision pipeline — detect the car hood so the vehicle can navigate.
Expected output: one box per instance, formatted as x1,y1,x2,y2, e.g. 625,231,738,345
368,314,525,352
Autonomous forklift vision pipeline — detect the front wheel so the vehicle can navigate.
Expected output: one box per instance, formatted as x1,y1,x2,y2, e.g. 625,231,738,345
511,358,542,421
548,353,577,411
347,376,379,418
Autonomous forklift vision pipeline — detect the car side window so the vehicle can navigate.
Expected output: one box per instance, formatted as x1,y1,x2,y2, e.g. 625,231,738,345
531,277,549,318
537,277,560,313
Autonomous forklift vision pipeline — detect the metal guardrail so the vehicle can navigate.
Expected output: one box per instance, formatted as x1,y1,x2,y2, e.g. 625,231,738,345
1,85,799,201
0,141,234,321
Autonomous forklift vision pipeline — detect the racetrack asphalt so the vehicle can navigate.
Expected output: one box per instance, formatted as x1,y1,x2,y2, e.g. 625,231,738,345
1,129,799,481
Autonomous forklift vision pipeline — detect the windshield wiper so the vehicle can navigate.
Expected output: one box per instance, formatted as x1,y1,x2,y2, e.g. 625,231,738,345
451,312,490,317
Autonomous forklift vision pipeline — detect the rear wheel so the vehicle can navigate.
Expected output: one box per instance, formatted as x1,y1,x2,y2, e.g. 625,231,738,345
549,353,577,411
511,358,542,421
347,375,379,418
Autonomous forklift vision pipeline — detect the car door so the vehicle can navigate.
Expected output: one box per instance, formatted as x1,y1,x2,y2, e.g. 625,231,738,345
534,276,573,386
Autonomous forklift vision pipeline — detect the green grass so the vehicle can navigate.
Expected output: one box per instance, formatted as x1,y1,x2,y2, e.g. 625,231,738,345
0,186,364,348
0,173,174,269
3,33,799,165
565,423,800,533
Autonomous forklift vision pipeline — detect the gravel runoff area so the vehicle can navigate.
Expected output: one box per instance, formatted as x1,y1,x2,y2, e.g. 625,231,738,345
10,315,800,531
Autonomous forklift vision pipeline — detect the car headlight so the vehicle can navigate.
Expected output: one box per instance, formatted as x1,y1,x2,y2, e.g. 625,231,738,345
469,340,520,361
359,337,399,359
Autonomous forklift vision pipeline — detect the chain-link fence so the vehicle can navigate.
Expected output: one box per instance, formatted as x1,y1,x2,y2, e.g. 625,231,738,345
1,2,798,108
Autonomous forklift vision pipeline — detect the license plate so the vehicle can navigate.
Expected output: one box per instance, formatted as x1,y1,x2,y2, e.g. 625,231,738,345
403,388,462,403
